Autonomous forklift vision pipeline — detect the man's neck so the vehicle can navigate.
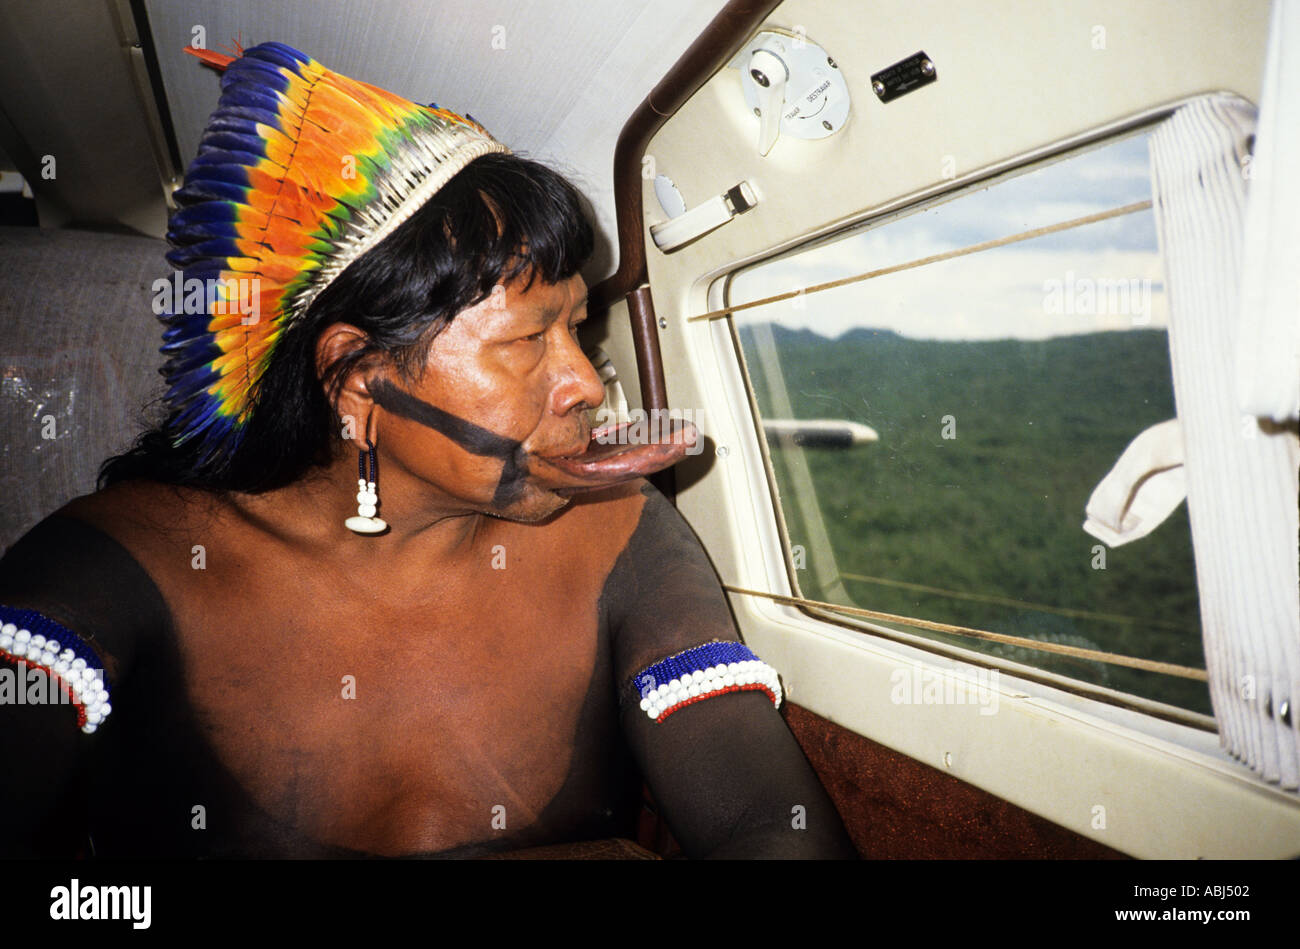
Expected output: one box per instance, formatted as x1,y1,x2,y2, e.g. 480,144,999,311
226,449,489,566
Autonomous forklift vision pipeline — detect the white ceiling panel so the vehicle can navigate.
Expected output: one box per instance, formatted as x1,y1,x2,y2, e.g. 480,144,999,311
144,0,731,280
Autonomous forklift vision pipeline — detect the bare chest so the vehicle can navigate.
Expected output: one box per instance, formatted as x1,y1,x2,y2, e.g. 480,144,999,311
161,549,611,854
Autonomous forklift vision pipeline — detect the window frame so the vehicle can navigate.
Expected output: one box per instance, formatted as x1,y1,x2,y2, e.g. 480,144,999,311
716,122,1211,728
669,102,1300,854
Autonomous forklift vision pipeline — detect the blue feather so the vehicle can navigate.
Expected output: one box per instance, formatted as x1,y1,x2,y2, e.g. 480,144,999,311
169,395,223,436
216,84,293,118
199,130,272,156
174,179,249,205
169,203,238,228
210,105,285,129
249,42,311,70
162,340,224,375
165,363,224,405
168,221,241,245
167,239,249,269
190,148,272,172
221,61,291,96
156,266,230,290
183,166,252,193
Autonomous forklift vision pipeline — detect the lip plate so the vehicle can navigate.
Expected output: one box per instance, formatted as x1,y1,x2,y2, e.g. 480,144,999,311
534,418,698,490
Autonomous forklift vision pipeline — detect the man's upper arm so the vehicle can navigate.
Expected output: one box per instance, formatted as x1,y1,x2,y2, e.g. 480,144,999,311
0,514,162,856
603,482,856,858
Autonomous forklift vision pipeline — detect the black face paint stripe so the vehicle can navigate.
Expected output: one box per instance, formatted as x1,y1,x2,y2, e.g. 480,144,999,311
369,379,530,507
491,452,529,508
371,380,517,456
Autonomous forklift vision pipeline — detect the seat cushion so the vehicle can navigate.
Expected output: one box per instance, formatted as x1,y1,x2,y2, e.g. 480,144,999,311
0,226,168,552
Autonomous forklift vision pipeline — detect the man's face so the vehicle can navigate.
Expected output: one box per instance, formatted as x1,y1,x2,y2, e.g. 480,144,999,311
370,271,606,523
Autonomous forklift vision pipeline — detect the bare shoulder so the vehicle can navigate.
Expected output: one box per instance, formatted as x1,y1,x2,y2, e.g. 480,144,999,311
503,479,653,578
562,477,651,539
55,481,228,565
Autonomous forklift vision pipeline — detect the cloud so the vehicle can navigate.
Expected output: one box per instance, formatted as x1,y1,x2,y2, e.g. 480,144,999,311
731,132,1164,341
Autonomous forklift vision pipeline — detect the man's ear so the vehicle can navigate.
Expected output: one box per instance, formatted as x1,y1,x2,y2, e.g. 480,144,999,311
315,322,383,436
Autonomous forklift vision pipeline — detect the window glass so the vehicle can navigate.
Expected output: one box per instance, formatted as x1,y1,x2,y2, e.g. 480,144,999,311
728,131,1209,715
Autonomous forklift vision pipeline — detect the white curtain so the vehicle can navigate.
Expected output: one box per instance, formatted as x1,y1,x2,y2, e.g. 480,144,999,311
1148,82,1300,787
1237,0,1300,423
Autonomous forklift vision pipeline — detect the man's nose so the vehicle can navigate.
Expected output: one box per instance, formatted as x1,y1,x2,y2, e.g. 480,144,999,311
551,336,607,416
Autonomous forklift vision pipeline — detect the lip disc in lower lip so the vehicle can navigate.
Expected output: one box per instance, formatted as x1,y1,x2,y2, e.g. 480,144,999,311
542,418,698,488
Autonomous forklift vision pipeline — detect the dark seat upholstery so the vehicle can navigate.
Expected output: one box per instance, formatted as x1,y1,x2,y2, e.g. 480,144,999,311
0,226,168,552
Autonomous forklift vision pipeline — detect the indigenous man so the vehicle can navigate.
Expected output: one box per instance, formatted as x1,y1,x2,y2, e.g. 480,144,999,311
0,42,854,858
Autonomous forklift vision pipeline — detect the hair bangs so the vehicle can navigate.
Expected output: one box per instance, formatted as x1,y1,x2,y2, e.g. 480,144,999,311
435,152,595,300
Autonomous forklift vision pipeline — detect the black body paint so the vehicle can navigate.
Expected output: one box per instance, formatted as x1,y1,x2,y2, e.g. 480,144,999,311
370,380,530,507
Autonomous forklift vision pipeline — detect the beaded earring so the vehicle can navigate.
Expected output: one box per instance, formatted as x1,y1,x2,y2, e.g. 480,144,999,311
344,441,388,534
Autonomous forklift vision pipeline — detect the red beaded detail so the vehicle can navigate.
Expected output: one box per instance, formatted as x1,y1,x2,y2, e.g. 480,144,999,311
654,682,777,723
0,649,90,728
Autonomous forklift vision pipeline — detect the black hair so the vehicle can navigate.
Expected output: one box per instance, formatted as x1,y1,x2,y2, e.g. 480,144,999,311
99,152,594,493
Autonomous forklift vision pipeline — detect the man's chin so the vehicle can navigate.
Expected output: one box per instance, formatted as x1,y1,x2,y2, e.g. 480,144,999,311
484,486,573,524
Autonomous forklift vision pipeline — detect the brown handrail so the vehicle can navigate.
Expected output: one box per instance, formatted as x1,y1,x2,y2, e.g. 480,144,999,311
590,0,783,398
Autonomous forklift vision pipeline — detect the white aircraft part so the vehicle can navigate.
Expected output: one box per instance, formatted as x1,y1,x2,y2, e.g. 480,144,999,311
1083,418,1186,548
1150,93,1300,790
1235,0,1300,423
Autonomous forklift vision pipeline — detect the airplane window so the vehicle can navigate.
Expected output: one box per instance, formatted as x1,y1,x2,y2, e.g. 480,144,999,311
725,129,1210,716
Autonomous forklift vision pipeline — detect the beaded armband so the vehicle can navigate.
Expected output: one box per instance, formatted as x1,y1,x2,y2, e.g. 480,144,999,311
632,640,782,723
0,607,112,734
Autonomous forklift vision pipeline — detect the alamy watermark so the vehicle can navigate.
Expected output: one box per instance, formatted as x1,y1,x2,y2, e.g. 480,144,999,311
889,660,1000,715
0,659,95,707
50,879,151,929
152,271,261,325
1042,270,1151,324
591,407,705,455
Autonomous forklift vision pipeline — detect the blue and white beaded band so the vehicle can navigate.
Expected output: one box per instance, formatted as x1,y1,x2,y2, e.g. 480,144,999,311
632,640,782,723
0,606,112,734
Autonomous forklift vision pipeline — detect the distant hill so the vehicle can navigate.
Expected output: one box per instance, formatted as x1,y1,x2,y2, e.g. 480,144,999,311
735,322,1207,713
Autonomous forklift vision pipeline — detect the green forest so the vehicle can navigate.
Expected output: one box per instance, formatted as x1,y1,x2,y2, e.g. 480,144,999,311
738,323,1209,715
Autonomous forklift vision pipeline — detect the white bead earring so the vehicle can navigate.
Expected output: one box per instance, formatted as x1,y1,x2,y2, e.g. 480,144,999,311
345,440,388,534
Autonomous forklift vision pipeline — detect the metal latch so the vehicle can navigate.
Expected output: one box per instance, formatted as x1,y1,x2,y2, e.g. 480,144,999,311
649,181,758,252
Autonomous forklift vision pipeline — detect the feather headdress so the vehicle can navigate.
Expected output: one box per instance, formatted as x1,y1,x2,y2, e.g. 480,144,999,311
161,41,508,463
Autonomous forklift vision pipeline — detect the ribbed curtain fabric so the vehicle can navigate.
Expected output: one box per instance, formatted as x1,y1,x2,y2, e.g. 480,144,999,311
1237,0,1300,424
1149,90,1300,789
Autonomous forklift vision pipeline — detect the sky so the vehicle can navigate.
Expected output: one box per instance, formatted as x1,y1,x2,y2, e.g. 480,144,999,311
729,131,1169,342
